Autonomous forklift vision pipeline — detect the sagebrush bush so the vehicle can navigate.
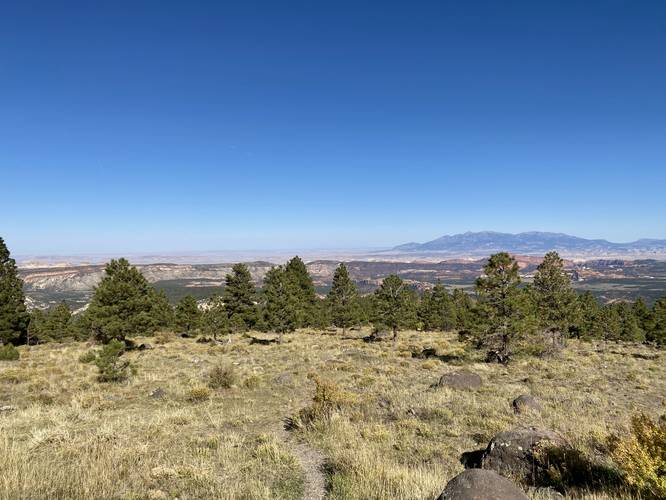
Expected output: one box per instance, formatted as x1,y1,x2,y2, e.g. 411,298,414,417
289,375,357,429
94,339,132,382
187,385,211,402
153,331,176,344
0,343,20,361
610,413,666,499
207,364,237,389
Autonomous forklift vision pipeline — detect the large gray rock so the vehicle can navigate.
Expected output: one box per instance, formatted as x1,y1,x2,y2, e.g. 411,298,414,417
480,428,569,485
436,371,482,390
512,395,542,414
438,469,529,499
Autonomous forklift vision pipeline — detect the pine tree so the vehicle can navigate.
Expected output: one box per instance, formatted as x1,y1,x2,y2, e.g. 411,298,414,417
373,274,416,341
152,289,175,329
262,266,298,342
202,294,230,341
222,263,257,328
452,288,475,331
31,302,73,343
327,263,359,334
648,296,666,346
532,251,578,342
175,295,202,333
597,303,622,341
284,256,317,328
632,298,652,335
573,291,600,339
0,237,30,345
474,252,534,358
616,302,644,342
85,258,166,343
419,282,456,331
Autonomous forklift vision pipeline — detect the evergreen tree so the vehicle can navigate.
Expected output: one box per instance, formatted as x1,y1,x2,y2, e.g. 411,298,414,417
648,296,666,346
0,237,30,345
616,302,644,342
262,266,298,342
31,302,74,343
419,282,456,331
532,252,578,338
284,256,317,328
597,304,622,341
152,289,175,329
452,288,476,331
632,298,652,335
373,274,416,341
85,258,166,343
202,294,230,341
573,291,600,339
327,263,359,334
222,263,257,328
474,252,534,358
175,295,202,333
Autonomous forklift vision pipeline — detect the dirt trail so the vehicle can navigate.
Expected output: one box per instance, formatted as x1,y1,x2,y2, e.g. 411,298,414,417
272,409,326,500
289,437,326,500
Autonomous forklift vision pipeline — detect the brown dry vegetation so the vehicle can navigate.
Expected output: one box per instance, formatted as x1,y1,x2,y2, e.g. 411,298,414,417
0,329,664,499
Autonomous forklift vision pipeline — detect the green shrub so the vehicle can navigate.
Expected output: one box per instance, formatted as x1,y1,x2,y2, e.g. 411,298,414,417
610,413,666,499
0,343,20,361
288,375,357,429
94,339,132,382
78,350,97,363
207,364,237,389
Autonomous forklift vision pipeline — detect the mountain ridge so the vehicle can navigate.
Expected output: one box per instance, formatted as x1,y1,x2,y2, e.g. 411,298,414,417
392,231,666,257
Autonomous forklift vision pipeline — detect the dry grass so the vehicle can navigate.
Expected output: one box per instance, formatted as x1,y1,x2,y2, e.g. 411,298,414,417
0,330,664,499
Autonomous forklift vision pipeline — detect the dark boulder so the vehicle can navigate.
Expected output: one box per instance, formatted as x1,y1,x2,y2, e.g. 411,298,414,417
149,388,166,399
479,428,569,485
437,469,529,500
362,331,392,343
435,371,482,390
512,395,542,414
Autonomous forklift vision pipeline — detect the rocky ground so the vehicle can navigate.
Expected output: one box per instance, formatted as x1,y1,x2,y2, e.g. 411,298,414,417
0,329,664,499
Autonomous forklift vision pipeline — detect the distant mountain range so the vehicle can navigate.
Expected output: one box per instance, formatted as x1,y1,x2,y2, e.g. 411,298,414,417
392,231,666,258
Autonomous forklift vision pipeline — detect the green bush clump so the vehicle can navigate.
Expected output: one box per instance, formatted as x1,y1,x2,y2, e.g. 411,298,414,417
94,339,133,382
288,375,357,429
78,350,97,363
610,413,666,499
0,343,20,361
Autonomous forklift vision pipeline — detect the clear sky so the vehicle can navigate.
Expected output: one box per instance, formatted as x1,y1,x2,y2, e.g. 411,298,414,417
2,1,665,255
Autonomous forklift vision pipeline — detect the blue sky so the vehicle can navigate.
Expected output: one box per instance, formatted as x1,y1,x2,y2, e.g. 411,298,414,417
2,1,665,255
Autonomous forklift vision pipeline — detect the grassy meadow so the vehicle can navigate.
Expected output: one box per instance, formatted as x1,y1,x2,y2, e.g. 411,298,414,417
0,329,664,499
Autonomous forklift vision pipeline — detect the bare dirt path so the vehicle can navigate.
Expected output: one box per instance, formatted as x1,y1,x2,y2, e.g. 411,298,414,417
272,409,327,500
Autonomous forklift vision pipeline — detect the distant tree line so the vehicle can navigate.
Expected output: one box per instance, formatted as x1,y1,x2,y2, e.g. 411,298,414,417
1,237,665,356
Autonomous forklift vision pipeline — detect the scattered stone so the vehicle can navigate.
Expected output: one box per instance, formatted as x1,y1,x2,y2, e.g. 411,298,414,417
149,388,166,399
479,427,569,485
273,373,293,385
137,343,153,350
249,336,278,345
512,395,542,414
437,469,529,500
486,350,511,364
632,352,659,360
412,347,438,359
435,371,482,390
362,331,392,343
0,405,16,413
